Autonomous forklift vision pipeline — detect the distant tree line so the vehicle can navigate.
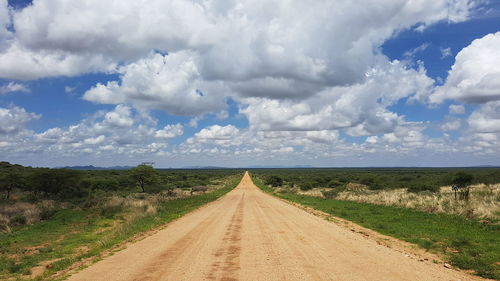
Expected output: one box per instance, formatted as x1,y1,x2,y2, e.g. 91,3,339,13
255,167,498,196
0,161,242,200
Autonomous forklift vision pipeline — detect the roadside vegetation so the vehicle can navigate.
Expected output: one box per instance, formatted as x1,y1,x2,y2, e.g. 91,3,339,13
252,171,500,279
252,168,500,220
0,161,242,280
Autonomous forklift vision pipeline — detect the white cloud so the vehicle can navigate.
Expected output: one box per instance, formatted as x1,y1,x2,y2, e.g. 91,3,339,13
0,105,40,135
187,125,241,147
0,105,179,159
0,0,12,51
441,120,462,131
103,105,134,127
0,0,479,89
449,104,465,114
83,52,228,116
0,41,117,80
431,32,500,103
468,101,500,133
2,0,499,166
0,82,30,94
440,47,452,58
64,86,76,93
403,43,430,58
239,60,433,134
155,124,184,139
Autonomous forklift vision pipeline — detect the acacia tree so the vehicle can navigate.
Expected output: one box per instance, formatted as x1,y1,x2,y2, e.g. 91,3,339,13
129,165,157,192
0,170,23,199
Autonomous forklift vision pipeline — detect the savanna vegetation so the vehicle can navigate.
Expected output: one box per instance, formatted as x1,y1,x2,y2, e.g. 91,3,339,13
0,161,243,280
252,168,500,220
251,169,500,279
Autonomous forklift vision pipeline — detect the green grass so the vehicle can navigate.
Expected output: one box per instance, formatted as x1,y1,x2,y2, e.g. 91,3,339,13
253,176,500,279
0,176,240,280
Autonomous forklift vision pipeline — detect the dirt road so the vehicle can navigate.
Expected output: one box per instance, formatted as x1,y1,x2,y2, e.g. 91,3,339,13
68,172,482,281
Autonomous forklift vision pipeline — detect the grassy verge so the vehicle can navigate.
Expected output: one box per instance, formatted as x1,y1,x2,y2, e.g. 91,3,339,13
253,176,500,279
0,175,241,281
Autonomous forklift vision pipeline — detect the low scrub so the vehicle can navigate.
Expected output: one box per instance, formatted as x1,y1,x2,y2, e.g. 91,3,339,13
0,200,57,229
267,180,500,220
334,183,500,220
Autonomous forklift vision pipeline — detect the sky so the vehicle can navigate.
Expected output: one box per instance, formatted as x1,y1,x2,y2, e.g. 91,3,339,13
1,0,500,168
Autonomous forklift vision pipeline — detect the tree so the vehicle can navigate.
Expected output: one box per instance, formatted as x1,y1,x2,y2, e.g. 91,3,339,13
129,165,157,192
453,172,474,200
0,170,23,199
265,175,283,187
29,169,83,197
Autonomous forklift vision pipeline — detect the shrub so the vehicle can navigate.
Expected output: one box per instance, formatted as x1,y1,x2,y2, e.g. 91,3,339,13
368,182,385,190
407,183,439,193
321,190,338,199
10,214,27,226
300,182,314,190
327,179,344,188
265,175,283,187
360,175,377,186
40,207,56,220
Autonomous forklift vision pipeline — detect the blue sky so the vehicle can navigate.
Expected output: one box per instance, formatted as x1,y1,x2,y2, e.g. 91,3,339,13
1,0,500,167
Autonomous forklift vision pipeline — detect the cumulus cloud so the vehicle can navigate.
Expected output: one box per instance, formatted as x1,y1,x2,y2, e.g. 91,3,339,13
0,0,479,85
83,52,227,115
468,101,500,133
2,0,498,166
0,82,30,94
0,105,40,135
0,42,117,80
155,124,184,139
0,105,185,161
239,60,433,134
186,125,241,147
431,32,500,103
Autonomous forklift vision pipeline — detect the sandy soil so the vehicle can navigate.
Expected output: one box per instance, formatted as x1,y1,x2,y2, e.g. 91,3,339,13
67,172,486,281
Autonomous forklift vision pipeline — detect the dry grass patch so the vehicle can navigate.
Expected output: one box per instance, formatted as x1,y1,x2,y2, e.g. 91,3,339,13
332,183,500,220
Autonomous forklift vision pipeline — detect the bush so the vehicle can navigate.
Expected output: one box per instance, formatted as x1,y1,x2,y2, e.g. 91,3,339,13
265,175,283,187
407,183,439,193
360,175,376,185
40,207,57,220
10,214,27,226
321,190,338,199
299,182,314,190
327,179,344,188
368,182,385,190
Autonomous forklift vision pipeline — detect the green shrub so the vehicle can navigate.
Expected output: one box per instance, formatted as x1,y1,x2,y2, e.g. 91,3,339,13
265,175,283,187
40,207,57,220
299,182,314,190
10,214,27,226
407,183,439,193
360,175,376,185
368,182,385,190
327,179,344,188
